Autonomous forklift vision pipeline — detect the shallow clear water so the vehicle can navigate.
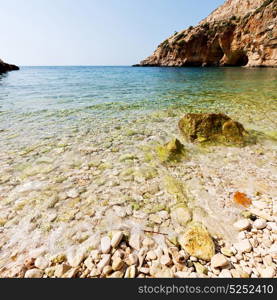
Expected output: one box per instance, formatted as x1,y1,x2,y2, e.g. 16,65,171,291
1,66,277,164
0,67,276,267
1,66,276,124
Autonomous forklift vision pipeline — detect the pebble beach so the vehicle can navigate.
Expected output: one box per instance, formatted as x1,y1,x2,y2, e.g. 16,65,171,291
0,66,276,278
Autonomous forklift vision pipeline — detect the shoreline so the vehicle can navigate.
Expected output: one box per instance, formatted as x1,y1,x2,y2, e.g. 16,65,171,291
0,106,276,278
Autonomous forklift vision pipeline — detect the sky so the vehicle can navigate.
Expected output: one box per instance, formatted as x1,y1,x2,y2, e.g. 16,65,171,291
0,0,225,66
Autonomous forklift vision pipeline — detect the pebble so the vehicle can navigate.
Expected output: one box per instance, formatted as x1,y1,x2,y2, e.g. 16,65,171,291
267,222,277,233
97,254,111,272
90,268,101,277
54,264,71,277
243,266,252,276
240,271,250,278
129,233,141,251
108,271,124,278
238,232,246,240
252,201,267,210
250,208,272,221
34,257,49,270
24,258,35,269
218,269,232,278
221,248,234,257
154,266,174,278
62,267,78,278
234,219,251,231
234,240,252,253
146,251,157,261
67,248,87,267
174,271,190,278
142,237,155,248
160,255,172,266
211,254,229,269
126,253,138,266
149,262,161,276
235,252,243,260
260,267,276,278
101,236,111,254
230,246,237,255
113,206,127,218
124,265,136,278
102,265,113,276
139,267,150,274
158,211,169,220
149,214,162,224
230,269,241,278
133,211,148,219
90,250,100,261
262,239,272,248
66,189,79,198
190,256,198,262
269,244,277,259
44,267,56,277
138,251,147,268
194,262,208,275
253,219,267,230
84,257,94,270
263,255,273,267
154,247,163,258
179,250,190,261
24,268,43,278
112,257,124,271
111,232,123,248
230,256,238,263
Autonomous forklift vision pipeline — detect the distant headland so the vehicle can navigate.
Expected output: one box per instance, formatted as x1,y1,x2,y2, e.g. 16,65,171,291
0,59,19,74
135,0,277,67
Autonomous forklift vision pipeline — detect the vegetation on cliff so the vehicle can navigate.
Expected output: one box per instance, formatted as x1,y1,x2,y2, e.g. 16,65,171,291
138,0,277,67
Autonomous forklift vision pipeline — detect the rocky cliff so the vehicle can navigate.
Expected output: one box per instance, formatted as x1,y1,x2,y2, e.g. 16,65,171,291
0,59,19,73
138,0,277,67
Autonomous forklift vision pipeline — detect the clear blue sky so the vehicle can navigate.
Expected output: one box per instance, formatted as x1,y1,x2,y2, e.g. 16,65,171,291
0,0,224,66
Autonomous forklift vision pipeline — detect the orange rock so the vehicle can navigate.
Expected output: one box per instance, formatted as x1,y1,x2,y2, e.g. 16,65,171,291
233,192,252,208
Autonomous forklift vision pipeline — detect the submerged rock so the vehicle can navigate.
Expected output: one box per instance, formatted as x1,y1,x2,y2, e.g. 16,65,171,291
178,223,215,261
178,113,247,145
156,138,185,162
170,204,192,227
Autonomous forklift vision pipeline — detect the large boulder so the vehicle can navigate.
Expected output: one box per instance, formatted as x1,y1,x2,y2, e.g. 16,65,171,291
178,113,247,145
0,59,19,74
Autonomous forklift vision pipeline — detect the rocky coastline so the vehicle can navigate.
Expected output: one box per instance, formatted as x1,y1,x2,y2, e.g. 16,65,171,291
0,59,19,74
136,0,277,67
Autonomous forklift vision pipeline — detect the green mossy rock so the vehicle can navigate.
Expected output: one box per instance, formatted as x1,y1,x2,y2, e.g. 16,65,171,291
163,175,187,202
178,222,215,261
178,113,248,145
156,138,185,162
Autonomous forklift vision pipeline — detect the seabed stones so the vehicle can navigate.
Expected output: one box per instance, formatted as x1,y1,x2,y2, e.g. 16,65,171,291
0,104,276,279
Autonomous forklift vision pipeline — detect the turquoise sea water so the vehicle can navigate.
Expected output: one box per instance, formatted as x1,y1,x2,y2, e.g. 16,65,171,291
0,66,276,144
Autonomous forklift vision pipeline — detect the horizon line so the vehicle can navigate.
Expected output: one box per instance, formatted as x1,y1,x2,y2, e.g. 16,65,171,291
19,65,134,67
